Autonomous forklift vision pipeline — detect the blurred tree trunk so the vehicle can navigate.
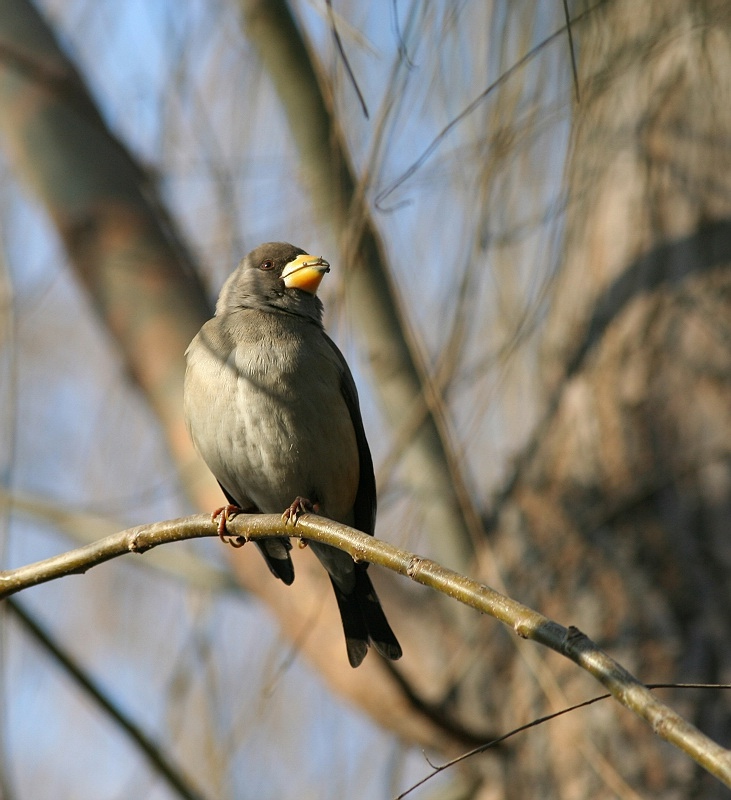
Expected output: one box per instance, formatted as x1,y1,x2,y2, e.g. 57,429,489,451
0,0,467,756
239,0,479,575
0,0,213,496
477,1,731,796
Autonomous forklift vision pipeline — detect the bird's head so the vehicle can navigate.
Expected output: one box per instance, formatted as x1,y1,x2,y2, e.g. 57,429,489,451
216,242,330,323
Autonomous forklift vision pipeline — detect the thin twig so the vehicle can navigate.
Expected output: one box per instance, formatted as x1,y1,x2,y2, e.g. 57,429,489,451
325,0,369,118
397,683,731,797
374,0,603,210
6,597,208,800
562,0,580,102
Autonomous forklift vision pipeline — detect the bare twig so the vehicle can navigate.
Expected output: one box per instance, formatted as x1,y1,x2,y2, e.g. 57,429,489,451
1,512,730,789
7,597,208,800
325,0,369,118
374,1,603,209
398,683,731,798
562,0,580,102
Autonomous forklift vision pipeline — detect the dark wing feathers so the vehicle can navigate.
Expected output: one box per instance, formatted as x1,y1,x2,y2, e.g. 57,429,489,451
322,335,401,664
323,333,377,536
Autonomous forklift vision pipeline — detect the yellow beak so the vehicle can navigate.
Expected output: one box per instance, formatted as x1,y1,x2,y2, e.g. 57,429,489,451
281,254,330,294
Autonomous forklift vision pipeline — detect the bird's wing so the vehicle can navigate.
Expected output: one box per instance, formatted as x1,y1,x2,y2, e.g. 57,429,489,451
322,333,377,536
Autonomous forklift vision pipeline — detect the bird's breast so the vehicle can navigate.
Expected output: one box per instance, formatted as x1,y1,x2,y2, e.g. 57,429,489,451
186,319,360,523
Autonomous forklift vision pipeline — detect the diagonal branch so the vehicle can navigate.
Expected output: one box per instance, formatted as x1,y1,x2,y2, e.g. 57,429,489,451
240,0,480,571
6,598,208,800
2,512,730,789
0,0,215,507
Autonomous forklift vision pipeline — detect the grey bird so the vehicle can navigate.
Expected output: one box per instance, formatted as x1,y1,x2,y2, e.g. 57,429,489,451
184,242,402,667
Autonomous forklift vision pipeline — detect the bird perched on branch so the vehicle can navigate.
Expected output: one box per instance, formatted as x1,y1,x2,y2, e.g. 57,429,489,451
184,242,402,667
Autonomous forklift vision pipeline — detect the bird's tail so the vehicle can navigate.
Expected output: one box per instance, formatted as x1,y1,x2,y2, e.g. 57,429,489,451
330,568,402,668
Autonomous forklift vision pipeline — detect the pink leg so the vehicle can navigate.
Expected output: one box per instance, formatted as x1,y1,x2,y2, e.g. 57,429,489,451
281,496,320,525
212,504,246,548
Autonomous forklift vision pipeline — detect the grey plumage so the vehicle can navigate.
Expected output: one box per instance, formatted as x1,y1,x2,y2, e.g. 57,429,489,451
184,242,401,667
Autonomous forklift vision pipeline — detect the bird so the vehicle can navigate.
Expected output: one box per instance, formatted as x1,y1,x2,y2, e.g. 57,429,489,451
183,242,402,667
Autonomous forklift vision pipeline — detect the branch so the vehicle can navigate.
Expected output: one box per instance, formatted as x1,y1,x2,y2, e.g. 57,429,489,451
0,0,217,512
6,598,208,800
0,488,237,591
2,512,730,789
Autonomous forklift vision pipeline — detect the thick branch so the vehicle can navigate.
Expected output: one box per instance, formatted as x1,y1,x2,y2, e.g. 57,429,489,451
0,0,215,506
2,512,730,789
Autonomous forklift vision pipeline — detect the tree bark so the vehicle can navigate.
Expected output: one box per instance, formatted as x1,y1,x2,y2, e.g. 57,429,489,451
482,2,731,796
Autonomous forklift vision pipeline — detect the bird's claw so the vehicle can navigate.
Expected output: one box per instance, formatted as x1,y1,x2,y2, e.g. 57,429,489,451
282,496,320,526
212,504,246,547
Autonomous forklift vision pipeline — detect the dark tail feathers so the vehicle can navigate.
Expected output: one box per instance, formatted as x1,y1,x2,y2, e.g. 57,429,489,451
330,568,402,668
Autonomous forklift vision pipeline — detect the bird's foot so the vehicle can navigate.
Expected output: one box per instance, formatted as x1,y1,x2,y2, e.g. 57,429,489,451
282,496,320,526
212,504,246,547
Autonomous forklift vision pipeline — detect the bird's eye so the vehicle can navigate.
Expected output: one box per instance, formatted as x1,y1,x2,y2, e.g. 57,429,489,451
260,260,274,271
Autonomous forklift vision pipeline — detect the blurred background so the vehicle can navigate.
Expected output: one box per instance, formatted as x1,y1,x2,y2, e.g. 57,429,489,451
1,0,730,798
